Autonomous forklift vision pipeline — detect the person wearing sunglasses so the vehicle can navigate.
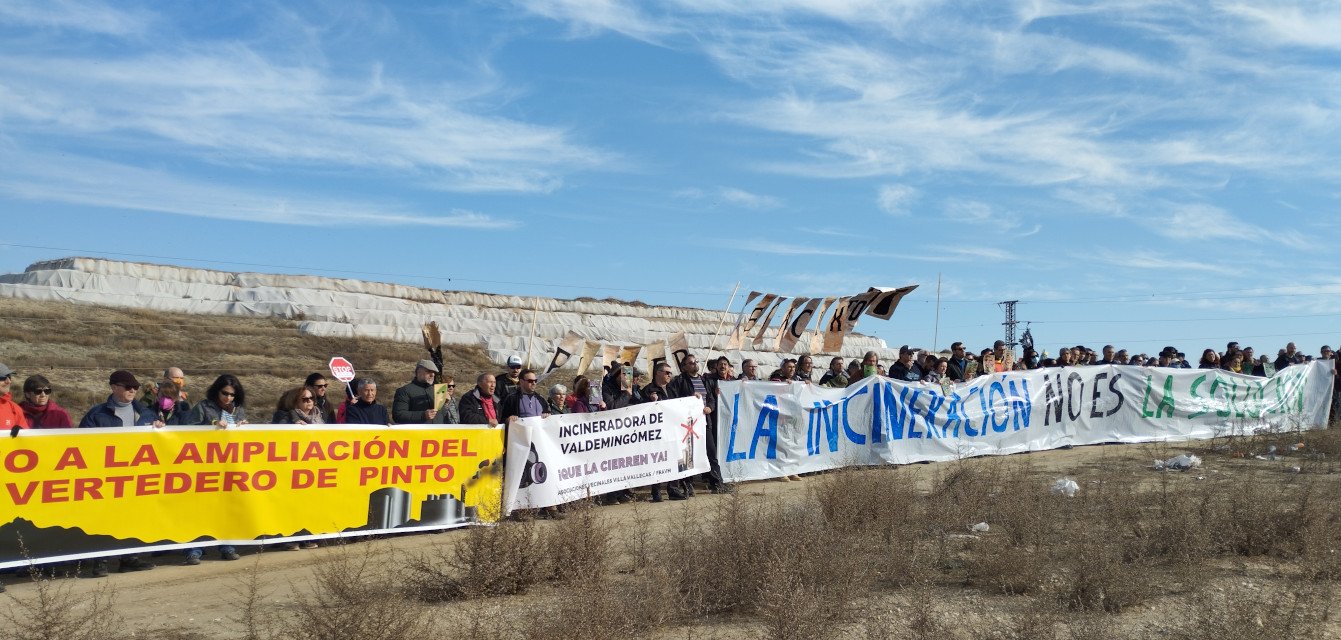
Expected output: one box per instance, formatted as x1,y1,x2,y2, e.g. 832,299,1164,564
500,369,549,425
392,359,440,424
79,370,162,428
431,375,461,425
184,374,249,428
0,363,29,436
304,373,337,423
18,374,73,428
272,387,325,425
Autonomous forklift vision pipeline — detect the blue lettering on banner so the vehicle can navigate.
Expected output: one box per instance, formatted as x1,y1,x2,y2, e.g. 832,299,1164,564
841,385,868,445
808,400,841,455
727,392,778,462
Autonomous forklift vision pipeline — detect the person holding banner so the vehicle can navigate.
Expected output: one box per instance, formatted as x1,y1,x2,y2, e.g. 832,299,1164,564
271,387,324,425
819,357,848,387
501,369,549,424
18,374,73,428
459,374,501,426
80,370,162,428
0,363,28,435
344,378,390,425
149,380,189,426
668,354,731,494
640,362,688,502
740,359,759,381
392,360,440,424
184,375,249,428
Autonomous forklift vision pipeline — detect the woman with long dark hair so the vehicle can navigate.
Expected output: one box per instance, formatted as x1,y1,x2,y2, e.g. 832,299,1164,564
186,374,249,428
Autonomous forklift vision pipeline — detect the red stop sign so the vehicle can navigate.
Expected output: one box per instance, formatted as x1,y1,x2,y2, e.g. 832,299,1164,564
328,357,356,382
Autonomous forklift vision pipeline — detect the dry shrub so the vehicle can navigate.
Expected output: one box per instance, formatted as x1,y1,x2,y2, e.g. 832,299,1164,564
537,501,611,583
860,586,950,640
662,495,867,627
924,460,1004,536
814,467,920,543
1207,476,1319,558
1055,538,1154,614
283,544,435,640
0,567,125,640
983,603,1059,640
512,577,679,640
963,543,1048,596
1171,582,1334,640
1121,473,1215,566
405,520,542,601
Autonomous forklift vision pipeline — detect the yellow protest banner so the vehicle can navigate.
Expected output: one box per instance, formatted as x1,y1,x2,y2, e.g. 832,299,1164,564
0,424,505,568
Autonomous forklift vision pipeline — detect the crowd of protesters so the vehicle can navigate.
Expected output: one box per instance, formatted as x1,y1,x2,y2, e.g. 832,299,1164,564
0,336,1336,583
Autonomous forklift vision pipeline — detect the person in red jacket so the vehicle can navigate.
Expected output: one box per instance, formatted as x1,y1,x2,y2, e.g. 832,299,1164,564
18,374,73,428
0,363,29,437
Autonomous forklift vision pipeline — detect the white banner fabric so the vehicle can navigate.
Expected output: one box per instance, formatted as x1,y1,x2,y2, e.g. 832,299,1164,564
504,397,709,512
717,362,1335,482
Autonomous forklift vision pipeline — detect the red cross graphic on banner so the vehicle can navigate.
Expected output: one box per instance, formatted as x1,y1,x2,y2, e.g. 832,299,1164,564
680,416,699,444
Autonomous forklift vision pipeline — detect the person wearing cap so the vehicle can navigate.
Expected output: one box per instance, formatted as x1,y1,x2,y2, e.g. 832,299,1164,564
0,363,29,436
18,374,74,428
79,370,162,428
497,354,524,400
393,359,440,424
890,347,922,382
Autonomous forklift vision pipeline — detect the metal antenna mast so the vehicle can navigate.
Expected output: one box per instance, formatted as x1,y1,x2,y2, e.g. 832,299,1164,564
999,300,1019,348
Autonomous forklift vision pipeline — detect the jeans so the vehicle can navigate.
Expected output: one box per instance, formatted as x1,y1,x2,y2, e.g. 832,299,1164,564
185,545,236,559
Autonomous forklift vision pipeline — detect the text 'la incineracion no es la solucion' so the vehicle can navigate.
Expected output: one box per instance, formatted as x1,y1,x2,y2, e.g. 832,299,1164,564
3,438,479,506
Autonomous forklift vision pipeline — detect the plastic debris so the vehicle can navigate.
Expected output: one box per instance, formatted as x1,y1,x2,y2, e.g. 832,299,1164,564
1290,466,1302,474
1050,478,1080,497
970,522,990,533
1154,454,1202,471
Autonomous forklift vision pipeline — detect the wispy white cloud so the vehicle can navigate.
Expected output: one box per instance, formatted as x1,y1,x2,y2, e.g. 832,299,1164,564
0,10,608,194
0,151,518,228
719,187,782,209
1152,203,1313,250
0,0,152,36
1219,2,1341,50
877,184,918,216
1083,249,1243,276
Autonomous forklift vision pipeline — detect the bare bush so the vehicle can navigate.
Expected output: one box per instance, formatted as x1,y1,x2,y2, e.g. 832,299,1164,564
1170,582,1334,640
0,567,125,640
282,544,435,640
538,501,611,584
405,520,543,601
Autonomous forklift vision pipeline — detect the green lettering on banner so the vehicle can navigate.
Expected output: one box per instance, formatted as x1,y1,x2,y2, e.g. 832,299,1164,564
1156,375,1175,419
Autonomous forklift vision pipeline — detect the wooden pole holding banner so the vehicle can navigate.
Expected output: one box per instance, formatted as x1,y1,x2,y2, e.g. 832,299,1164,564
933,273,942,352
523,297,540,370
708,282,742,355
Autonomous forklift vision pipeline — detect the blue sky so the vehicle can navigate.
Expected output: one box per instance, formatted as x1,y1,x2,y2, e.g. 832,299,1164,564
2,0,1340,357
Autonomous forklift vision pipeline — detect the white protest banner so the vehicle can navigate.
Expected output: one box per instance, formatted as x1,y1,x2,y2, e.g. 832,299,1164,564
809,297,837,353
771,298,809,351
668,332,691,373
503,397,709,512
645,340,667,373
726,291,762,350
751,296,789,349
737,294,777,345
576,341,600,376
717,362,1335,482
618,345,642,368
863,285,918,321
544,331,583,374
820,297,851,353
779,298,821,353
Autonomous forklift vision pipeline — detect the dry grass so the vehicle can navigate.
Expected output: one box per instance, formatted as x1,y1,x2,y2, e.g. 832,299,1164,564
0,298,502,419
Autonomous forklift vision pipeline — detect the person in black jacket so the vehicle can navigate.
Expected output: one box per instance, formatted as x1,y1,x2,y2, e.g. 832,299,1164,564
344,379,389,425
667,354,730,493
150,380,189,426
500,369,548,424
458,374,501,425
